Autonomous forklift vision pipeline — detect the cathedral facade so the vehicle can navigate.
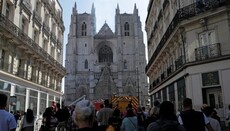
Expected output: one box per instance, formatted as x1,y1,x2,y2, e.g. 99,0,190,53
65,3,148,105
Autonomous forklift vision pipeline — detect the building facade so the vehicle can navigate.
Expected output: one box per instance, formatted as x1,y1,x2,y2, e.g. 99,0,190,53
65,3,148,106
145,0,230,120
0,0,65,116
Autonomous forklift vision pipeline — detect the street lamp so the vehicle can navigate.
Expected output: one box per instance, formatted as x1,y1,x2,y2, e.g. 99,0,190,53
136,66,140,105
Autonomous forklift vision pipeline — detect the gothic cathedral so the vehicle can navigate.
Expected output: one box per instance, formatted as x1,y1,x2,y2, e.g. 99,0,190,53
65,3,147,105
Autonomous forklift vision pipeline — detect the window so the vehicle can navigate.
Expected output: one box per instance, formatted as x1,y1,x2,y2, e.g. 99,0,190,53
124,22,129,36
162,87,167,101
21,18,28,34
82,22,87,36
45,13,49,25
34,30,39,44
84,60,88,69
42,40,48,52
51,46,55,58
168,84,175,104
99,45,113,63
177,78,186,111
199,30,216,46
198,30,217,59
0,50,5,69
6,3,10,19
124,60,127,69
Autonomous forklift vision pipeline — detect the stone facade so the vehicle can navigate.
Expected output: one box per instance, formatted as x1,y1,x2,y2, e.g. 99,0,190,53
0,0,65,115
146,0,230,120
65,3,148,106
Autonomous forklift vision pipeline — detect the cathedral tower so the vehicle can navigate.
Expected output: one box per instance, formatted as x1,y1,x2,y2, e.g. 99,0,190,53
65,3,147,106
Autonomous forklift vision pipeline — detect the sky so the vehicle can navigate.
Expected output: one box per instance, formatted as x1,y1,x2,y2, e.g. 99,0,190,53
59,0,149,63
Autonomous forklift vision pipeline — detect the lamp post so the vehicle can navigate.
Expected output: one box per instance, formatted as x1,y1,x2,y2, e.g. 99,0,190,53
136,66,140,105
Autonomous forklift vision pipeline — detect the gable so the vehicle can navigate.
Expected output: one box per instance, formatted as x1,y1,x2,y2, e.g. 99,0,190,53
94,23,116,39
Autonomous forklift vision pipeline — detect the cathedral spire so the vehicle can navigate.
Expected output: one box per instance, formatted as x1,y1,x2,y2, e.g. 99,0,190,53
133,3,138,14
72,2,77,14
91,3,95,14
116,3,120,14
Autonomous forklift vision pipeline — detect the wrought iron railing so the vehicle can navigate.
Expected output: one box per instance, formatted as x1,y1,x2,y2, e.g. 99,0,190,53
161,72,165,81
146,0,228,73
50,32,57,44
20,0,32,15
0,14,65,74
33,10,42,26
42,22,50,36
195,43,221,61
175,56,184,70
167,65,173,76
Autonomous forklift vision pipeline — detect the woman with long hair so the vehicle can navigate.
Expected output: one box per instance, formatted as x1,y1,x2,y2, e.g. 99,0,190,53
20,109,35,131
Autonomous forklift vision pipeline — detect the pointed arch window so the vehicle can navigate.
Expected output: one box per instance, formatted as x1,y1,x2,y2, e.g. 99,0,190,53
124,60,127,69
82,22,87,36
124,22,130,36
84,59,88,69
99,45,113,63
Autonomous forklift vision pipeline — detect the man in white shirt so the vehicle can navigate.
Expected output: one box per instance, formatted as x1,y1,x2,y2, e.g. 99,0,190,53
0,93,17,131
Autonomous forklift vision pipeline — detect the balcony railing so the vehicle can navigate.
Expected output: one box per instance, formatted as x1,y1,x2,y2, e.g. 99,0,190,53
146,0,228,73
161,72,165,81
175,56,184,70
20,0,32,15
57,39,62,49
33,10,42,26
43,22,50,36
50,32,57,44
0,14,65,74
0,60,11,73
167,65,173,76
195,43,221,61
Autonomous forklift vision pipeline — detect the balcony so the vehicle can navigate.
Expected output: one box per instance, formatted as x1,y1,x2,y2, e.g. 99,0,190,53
50,32,57,44
57,39,62,49
0,14,65,75
161,72,165,81
195,43,221,61
20,0,32,16
175,56,184,70
167,65,173,76
0,60,11,73
33,10,42,27
42,22,50,36
146,0,228,73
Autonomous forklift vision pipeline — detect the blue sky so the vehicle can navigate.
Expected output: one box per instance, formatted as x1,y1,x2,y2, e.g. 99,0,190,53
59,0,149,62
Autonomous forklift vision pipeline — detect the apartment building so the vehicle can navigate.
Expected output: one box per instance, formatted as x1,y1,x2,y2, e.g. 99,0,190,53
145,0,230,119
0,0,65,116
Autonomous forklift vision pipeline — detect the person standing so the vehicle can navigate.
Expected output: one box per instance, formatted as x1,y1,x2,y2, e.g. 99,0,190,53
146,101,185,131
121,109,138,131
97,99,113,131
203,106,221,131
178,98,214,131
226,105,230,131
0,93,17,131
72,100,95,131
19,109,35,131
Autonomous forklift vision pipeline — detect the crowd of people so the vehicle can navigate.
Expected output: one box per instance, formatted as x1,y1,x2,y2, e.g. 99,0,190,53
1,93,230,131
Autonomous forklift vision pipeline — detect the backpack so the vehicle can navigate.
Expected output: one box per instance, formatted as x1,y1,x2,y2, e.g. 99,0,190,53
156,120,181,131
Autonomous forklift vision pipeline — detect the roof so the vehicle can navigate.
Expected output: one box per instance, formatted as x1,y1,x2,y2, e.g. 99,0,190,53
94,23,116,39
